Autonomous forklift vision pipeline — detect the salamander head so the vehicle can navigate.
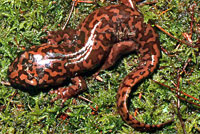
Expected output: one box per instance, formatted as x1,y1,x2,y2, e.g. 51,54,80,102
8,51,45,89
7,47,67,89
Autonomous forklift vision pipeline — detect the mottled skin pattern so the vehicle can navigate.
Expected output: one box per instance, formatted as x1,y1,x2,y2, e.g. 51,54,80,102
8,2,171,131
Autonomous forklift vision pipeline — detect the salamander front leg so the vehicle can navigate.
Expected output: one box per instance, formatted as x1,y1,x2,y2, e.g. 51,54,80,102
42,29,76,45
49,76,87,106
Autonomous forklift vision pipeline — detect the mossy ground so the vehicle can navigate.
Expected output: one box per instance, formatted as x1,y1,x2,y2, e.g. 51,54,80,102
0,0,199,133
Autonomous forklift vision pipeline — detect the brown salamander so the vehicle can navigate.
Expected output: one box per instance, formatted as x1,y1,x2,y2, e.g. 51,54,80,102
7,1,171,131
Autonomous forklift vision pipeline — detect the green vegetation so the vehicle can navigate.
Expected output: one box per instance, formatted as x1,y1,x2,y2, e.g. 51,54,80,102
0,0,199,133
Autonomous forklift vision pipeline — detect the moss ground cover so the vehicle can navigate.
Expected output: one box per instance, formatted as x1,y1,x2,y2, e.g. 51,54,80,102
0,0,199,133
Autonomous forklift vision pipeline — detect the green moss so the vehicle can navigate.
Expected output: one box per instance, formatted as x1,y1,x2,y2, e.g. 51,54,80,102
0,0,199,133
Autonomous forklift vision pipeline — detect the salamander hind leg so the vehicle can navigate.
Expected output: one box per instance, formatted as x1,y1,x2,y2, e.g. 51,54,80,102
96,41,139,75
49,76,87,106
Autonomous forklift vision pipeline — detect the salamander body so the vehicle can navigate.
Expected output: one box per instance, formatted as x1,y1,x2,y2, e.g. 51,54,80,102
8,2,170,131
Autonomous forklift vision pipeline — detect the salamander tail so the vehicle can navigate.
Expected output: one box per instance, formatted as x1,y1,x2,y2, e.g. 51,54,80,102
117,46,172,131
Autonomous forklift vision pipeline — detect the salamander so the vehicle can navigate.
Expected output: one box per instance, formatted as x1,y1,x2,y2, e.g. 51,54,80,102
7,1,171,131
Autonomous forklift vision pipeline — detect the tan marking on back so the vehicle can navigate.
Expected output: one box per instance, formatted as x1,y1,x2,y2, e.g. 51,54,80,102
70,64,80,72
134,21,142,31
83,59,92,69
